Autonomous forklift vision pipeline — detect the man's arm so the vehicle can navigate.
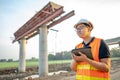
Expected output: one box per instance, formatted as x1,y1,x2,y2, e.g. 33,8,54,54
70,59,78,71
85,57,111,72
72,52,111,72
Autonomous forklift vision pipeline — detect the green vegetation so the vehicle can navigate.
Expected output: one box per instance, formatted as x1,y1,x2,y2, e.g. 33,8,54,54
0,61,18,69
111,57,120,60
1,57,120,69
0,47,120,69
48,51,72,60
110,47,120,57
0,60,72,69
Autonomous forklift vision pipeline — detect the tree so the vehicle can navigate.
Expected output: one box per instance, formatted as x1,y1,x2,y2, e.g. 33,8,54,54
63,51,72,60
110,47,120,57
7,59,13,62
48,54,55,60
48,51,72,60
55,52,63,60
0,59,7,62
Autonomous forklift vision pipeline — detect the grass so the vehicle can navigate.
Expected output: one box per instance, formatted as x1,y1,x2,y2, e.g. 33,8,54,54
0,61,18,69
0,57,120,69
111,57,120,60
0,60,72,69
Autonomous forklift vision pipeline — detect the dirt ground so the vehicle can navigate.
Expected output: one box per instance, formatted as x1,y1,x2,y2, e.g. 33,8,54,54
33,70,120,80
0,60,120,80
33,60,120,80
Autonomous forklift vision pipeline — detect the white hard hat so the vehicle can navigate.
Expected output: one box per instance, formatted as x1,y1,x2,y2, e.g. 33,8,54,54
74,19,93,31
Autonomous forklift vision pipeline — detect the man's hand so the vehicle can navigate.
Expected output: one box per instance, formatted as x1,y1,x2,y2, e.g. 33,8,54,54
71,52,88,62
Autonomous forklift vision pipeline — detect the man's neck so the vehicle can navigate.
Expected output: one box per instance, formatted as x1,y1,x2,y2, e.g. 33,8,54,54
83,36,92,44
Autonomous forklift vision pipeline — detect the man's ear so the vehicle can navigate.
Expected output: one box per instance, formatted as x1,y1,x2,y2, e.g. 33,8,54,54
87,27,91,32
89,27,93,32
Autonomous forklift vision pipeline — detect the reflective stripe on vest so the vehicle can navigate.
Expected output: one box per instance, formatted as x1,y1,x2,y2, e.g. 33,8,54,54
76,75,110,80
75,38,110,80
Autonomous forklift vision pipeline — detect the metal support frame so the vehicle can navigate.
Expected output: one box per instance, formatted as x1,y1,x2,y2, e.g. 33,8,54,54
12,1,75,77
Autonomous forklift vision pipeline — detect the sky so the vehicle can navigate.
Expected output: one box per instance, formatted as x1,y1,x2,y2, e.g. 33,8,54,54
0,0,120,60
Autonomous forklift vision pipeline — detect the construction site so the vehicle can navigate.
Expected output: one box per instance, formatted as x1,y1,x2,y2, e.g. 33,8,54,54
0,1,120,80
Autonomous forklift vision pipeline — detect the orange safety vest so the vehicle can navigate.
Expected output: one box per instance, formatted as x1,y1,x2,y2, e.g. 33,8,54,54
75,38,110,80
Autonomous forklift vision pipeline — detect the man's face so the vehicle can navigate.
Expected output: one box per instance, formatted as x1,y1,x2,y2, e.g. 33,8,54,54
76,23,90,38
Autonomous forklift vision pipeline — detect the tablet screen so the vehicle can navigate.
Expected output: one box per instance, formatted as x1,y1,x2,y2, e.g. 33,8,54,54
71,47,93,60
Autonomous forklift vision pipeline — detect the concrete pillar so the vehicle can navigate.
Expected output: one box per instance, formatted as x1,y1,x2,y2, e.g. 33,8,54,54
118,42,120,52
39,25,48,77
118,42,120,49
18,38,27,72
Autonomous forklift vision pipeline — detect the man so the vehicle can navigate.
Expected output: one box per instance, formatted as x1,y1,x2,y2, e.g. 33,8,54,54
70,19,111,80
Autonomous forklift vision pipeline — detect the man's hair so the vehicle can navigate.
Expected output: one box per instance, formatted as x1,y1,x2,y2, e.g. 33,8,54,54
82,23,90,27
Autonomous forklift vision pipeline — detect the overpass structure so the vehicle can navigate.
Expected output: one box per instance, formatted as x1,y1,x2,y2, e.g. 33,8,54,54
13,2,74,77
105,37,120,46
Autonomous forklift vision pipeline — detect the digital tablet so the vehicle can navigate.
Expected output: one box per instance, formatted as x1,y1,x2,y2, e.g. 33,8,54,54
71,47,93,60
